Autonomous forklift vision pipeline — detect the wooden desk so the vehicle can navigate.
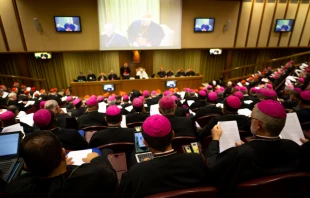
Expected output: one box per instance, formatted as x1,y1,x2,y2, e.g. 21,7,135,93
70,76,203,98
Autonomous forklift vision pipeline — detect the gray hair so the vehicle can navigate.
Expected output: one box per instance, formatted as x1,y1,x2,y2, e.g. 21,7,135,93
252,105,286,136
44,100,58,111
8,92,16,99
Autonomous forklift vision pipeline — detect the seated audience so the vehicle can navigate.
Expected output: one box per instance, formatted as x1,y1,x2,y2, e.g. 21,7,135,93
45,100,70,128
172,96,188,117
120,115,210,197
189,90,207,110
193,92,223,120
159,96,196,137
89,105,134,147
33,109,88,150
48,88,62,105
5,131,117,197
126,98,150,124
205,100,301,195
7,105,33,133
71,98,86,118
7,92,31,111
77,98,107,129
198,96,250,140
63,96,74,111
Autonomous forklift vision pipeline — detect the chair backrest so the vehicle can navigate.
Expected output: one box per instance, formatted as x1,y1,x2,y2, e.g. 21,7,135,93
108,153,127,183
236,172,310,198
82,126,107,142
145,186,218,198
171,136,197,152
66,117,78,130
97,142,134,153
301,121,310,132
126,122,144,129
0,105,7,109
25,106,36,114
195,114,220,128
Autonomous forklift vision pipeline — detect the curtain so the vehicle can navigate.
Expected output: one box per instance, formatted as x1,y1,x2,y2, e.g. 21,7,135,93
98,0,160,36
153,50,201,74
62,51,119,86
0,54,21,85
27,53,67,90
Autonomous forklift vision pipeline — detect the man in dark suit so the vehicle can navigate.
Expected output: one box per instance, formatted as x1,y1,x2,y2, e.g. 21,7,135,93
108,70,118,80
77,98,107,129
5,131,117,197
171,95,188,117
44,100,70,128
189,90,207,110
198,95,251,140
48,88,62,105
166,68,174,77
126,98,149,124
100,24,129,48
176,68,186,77
7,92,31,111
77,72,87,82
157,67,166,78
98,72,107,81
186,68,196,76
205,100,301,195
120,115,210,198
89,105,134,147
87,70,96,81
159,96,196,137
64,21,76,31
120,62,131,79
33,109,88,150
193,92,223,120
71,98,86,118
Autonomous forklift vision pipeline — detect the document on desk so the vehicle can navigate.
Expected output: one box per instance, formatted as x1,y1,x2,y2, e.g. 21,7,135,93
121,115,126,128
125,105,133,112
218,121,241,153
67,149,92,166
280,113,305,145
187,100,195,106
150,104,160,115
24,101,35,107
98,102,107,113
20,113,34,127
237,109,252,117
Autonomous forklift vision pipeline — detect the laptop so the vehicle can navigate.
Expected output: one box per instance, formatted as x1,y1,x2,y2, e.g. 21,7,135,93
134,131,153,163
0,132,21,182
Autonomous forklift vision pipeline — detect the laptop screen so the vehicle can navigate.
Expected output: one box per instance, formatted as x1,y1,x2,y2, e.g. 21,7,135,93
134,132,150,153
0,133,19,157
103,84,114,92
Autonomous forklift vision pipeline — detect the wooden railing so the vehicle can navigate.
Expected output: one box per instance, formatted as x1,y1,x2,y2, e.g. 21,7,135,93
223,51,310,82
0,74,45,88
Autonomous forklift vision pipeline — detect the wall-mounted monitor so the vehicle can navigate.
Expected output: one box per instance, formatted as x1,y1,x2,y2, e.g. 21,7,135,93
274,19,294,32
103,84,114,92
166,80,176,88
194,18,215,32
34,52,52,59
54,16,82,32
210,49,222,55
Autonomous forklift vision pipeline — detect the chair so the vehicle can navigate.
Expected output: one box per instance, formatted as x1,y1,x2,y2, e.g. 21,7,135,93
236,172,310,198
172,136,197,153
195,114,220,128
0,105,7,109
126,122,143,129
25,106,36,114
144,186,218,198
66,117,78,130
97,142,134,154
82,126,107,142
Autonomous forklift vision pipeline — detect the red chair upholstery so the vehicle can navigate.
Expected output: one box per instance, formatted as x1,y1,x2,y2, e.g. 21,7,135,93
82,126,107,142
236,172,310,198
126,122,143,129
171,136,197,153
25,106,36,114
144,186,218,198
201,135,213,152
195,114,220,128
108,152,127,183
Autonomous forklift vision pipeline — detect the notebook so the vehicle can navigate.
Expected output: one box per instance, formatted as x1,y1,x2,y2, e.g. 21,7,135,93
0,132,21,182
134,131,153,163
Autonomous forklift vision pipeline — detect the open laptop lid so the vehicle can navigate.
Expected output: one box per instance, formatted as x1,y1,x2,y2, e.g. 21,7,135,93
134,131,150,154
0,132,21,160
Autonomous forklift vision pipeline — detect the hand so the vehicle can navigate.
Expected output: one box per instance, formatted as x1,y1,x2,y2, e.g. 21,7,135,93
82,152,99,163
211,125,222,141
143,157,151,161
235,141,245,146
300,138,309,144
66,156,74,165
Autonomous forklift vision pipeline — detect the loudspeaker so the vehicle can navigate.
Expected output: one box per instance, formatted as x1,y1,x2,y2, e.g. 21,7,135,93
33,18,42,32
223,20,231,32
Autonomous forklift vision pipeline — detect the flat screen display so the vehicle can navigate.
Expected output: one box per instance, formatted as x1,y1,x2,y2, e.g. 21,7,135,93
98,0,182,50
34,52,52,59
166,80,176,88
194,18,215,32
210,49,222,55
134,132,150,153
103,84,114,92
0,133,19,157
274,19,294,32
54,16,82,32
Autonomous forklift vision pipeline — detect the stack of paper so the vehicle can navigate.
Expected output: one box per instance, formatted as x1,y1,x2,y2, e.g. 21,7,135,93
24,101,35,107
280,113,305,145
98,102,107,113
2,123,25,138
218,121,241,153
67,149,92,166
244,100,253,104
19,113,34,127
150,104,160,115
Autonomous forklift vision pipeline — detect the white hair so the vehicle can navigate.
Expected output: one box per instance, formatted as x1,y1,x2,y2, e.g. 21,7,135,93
44,100,58,111
8,92,16,99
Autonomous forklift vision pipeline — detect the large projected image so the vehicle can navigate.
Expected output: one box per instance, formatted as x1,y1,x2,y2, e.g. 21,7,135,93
98,0,182,50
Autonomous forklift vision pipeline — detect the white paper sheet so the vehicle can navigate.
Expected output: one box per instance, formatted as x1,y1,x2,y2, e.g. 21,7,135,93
187,100,195,106
244,100,253,104
61,96,67,102
24,101,35,107
144,104,148,107
150,104,160,115
189,109,196,116
2,123,25,138
218,121,241,153
98,102,107,113
179,91,186,99
280,113,305,145
195,121,201,128
216,103,224,108
125,105,133,112
61,108,67,113
121,115,126,128
237,109,252,117
67,149,92,166
0,109,7,114
20,113,34,127
194,93,198,97
117,105,122,109
180,99,185,104
2,92,8,98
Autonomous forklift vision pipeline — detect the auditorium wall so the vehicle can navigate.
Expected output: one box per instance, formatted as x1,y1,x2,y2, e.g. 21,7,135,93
0,0,309,52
